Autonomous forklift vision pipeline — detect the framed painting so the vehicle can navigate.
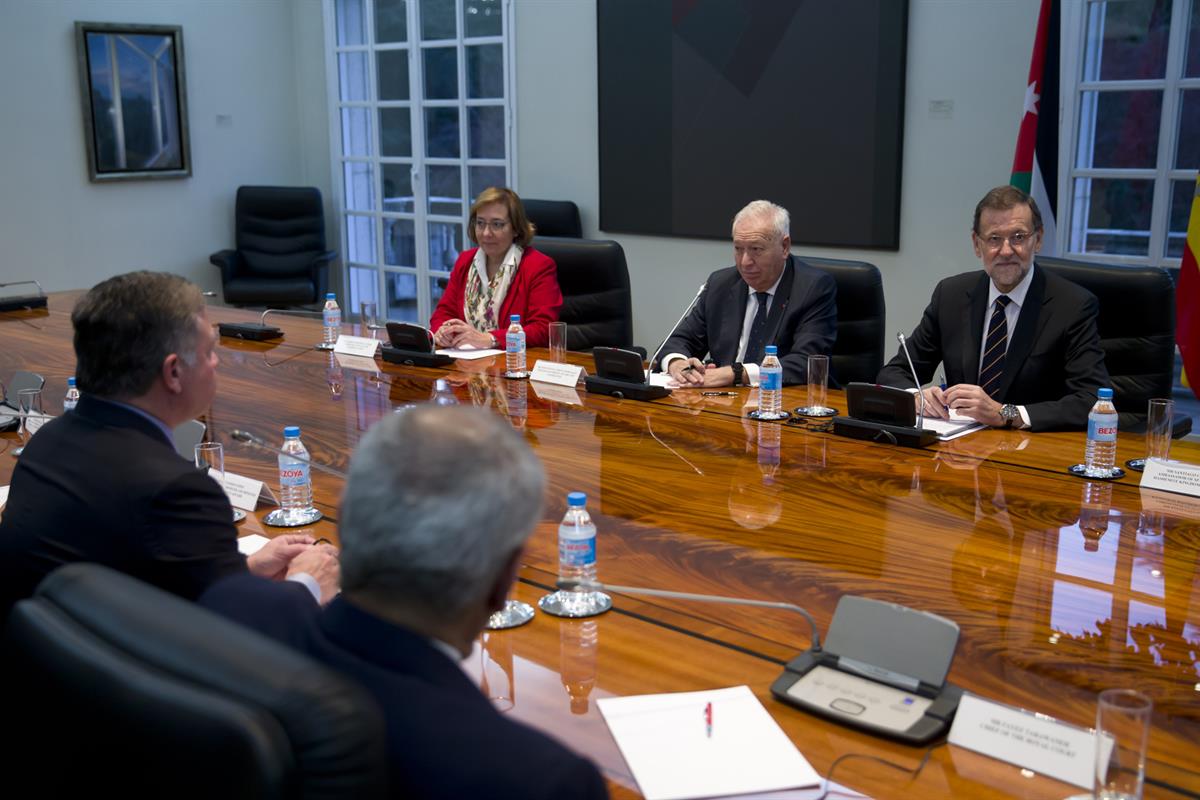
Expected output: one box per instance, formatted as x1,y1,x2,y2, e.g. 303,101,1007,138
74,21,192,181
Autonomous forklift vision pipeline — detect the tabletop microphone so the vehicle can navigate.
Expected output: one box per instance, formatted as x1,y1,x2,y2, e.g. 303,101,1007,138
647,282,706,373
897,332,926,430
230,429,349,479
555,578,820,651
0,279,48,312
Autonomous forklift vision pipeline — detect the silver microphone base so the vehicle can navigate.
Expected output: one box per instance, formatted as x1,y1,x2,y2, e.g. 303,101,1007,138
263,506,324,527
485,600,536,629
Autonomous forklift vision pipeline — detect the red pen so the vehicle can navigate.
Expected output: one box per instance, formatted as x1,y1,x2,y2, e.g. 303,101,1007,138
704,701,713,738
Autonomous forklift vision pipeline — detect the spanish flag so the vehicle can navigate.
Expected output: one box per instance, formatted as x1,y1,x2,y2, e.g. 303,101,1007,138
1012,0,1059,255
1178,177,1200,397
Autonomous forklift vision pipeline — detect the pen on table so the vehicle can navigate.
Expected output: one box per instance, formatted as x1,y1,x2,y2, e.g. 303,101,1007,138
704,701,712,738
701,391,736,397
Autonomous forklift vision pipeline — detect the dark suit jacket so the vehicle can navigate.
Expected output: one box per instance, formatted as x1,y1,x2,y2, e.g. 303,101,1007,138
876,267,1110,430
0,395,246,616
201,575,609,800
661,255,837,385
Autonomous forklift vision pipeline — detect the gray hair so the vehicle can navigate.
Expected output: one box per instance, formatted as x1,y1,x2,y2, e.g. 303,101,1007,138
732,200,790,241
339,405,546,622
71,271,204,398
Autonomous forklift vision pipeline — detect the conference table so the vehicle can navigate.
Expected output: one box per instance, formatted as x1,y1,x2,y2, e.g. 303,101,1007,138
2,295,1198,799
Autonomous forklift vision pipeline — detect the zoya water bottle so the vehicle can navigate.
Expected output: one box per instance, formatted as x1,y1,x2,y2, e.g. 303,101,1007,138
278,425,316,521
539,492,611,618
63,377,80,411
505,314,527,378
322,293,341,346
757,345,784,419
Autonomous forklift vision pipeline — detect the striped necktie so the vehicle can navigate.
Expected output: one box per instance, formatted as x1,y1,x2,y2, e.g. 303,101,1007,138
743,292,771,364
978,295,1012,398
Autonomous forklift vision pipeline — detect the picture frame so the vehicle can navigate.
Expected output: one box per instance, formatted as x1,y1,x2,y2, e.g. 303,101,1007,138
74,21,192,182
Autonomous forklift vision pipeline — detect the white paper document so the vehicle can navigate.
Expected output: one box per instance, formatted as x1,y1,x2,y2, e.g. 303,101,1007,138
436,346,502,360
645,370,678,389
236,534,271,556
597,685,820,800
921,416,985,441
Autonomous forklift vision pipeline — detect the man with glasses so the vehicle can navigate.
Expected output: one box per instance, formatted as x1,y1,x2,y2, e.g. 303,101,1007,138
876,186,1109,430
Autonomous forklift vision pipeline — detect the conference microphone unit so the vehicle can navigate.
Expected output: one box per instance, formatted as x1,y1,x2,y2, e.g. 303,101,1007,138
0,280,48,312
831,333,937,448
230,429,349,479
584,348,670,402
558,579,962,744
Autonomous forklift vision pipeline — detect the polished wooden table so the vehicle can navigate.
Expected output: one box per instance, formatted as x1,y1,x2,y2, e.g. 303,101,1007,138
3,295,1198,799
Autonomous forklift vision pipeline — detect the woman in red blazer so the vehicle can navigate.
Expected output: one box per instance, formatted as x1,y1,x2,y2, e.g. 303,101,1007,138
430,187,562,349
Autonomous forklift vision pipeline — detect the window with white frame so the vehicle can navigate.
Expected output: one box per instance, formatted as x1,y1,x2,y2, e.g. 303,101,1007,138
326,0,512,324
1062,0,1199,265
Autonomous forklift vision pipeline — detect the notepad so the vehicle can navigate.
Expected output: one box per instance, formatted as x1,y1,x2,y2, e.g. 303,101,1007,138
597,685,820,800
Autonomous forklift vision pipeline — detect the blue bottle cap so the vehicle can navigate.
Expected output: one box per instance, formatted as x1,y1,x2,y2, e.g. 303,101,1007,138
284,425,301,437
325,293,336,300
510,314,520,323
67,377,76,386
1098,388,1113,400
567,491,587,506
765,345,778,356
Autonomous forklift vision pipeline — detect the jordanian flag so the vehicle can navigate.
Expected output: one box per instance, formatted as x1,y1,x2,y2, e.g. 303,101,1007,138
1177,177,1200,397
1012,0,1059,255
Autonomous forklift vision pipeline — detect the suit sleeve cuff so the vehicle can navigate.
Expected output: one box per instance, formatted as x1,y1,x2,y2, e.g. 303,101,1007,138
1016,405,1031,430
743,363,760,387
661,353,687,373
286,572,322,603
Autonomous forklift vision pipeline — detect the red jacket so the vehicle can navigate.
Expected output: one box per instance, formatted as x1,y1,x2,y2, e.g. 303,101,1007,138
430,246,563,348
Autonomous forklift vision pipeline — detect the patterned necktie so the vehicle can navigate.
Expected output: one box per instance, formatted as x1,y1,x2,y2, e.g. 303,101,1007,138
742,292,771,364
978,295,1012,398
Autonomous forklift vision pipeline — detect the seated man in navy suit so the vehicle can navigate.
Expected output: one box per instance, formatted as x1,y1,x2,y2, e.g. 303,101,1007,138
202,405,609,800
659,199,837,387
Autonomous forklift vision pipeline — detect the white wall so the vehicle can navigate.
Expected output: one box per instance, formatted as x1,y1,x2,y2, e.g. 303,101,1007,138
513,0,1041,354
0,0,334,296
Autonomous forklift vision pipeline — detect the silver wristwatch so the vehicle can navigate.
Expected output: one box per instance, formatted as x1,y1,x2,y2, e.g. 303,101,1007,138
999,404,1020,428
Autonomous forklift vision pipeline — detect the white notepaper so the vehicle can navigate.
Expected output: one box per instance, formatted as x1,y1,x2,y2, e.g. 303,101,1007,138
236,534,270,556
644,370,679,389
597,685,820,800
436,346,502,360
333,334,380,357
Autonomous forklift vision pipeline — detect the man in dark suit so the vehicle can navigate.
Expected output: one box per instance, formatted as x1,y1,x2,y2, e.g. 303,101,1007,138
659,200,837,387
877,186,1109,430
202,406,609,799
0,271,337,617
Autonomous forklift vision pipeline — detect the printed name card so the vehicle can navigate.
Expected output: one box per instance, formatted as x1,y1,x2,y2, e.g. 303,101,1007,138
210,469,276,511
1140,458,1200,498
23,412,51,436
333,334,380,357
529,359,584,388
948,693,1109,789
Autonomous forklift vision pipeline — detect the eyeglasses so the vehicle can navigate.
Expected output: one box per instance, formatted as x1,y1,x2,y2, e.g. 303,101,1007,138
979,231,1036,252
473,219,510,232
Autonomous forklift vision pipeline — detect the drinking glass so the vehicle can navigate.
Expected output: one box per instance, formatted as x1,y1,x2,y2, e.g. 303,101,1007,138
1094,689,1152,800
1144,398,1173,462
796,354,835,416
194,442,244,522
13,388,44,457
549,321,568,363
359,301,380,338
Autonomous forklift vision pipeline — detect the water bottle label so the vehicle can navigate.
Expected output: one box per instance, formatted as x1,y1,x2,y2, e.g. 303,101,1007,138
323,308,341,327
560,536,596,567
760,370,782,391
507,332,525,353
1087,418,1117,442
280,463,310,487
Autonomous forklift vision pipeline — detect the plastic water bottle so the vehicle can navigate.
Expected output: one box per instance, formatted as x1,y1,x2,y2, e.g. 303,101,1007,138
322,293,341,345
505,314,526,376
758,345,784,419
278,425,314,515
557,492,608,616
1084,387,1118,478
63,377,80,412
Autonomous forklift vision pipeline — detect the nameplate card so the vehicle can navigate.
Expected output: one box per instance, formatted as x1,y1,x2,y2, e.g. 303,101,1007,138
333,335,380,357
1140,458,1200,498
333,352,380,374
210,469,276,511
23,412,51,436
947,693,1109,789
530,381,583,406
530,360,584,387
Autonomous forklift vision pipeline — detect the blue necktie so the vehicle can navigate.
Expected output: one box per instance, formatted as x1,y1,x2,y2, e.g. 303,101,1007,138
743,292,771,364
978,295,1012,397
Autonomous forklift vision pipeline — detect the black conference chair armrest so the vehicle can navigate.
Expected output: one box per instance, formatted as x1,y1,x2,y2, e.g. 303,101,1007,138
209,250,241,282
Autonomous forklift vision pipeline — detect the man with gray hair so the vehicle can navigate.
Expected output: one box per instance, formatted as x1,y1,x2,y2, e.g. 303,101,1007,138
659,199,837,387
202,405,609,799
0,271,336,618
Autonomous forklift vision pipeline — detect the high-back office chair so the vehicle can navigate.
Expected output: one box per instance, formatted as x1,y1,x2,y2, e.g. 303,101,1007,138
524,199,584,238
1037,256,1189,435
210,186,337,307
2,563,387,799
803,257,886,385
537,235,635,351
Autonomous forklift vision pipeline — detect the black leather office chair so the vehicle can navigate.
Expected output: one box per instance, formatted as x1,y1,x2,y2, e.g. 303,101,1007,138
524,199,583,238
2,564,387,799
1037,256,1190,435
803,257,886,385
537,235,635,351
211,186,337,306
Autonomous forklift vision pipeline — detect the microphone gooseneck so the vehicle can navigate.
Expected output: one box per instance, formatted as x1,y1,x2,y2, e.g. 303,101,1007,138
647,282,707,373
897,332,925,430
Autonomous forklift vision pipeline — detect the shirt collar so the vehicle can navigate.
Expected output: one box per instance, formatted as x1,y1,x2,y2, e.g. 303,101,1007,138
94,396,175,444
745,259,787,300
472,243,523,284
987,262,1035,309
